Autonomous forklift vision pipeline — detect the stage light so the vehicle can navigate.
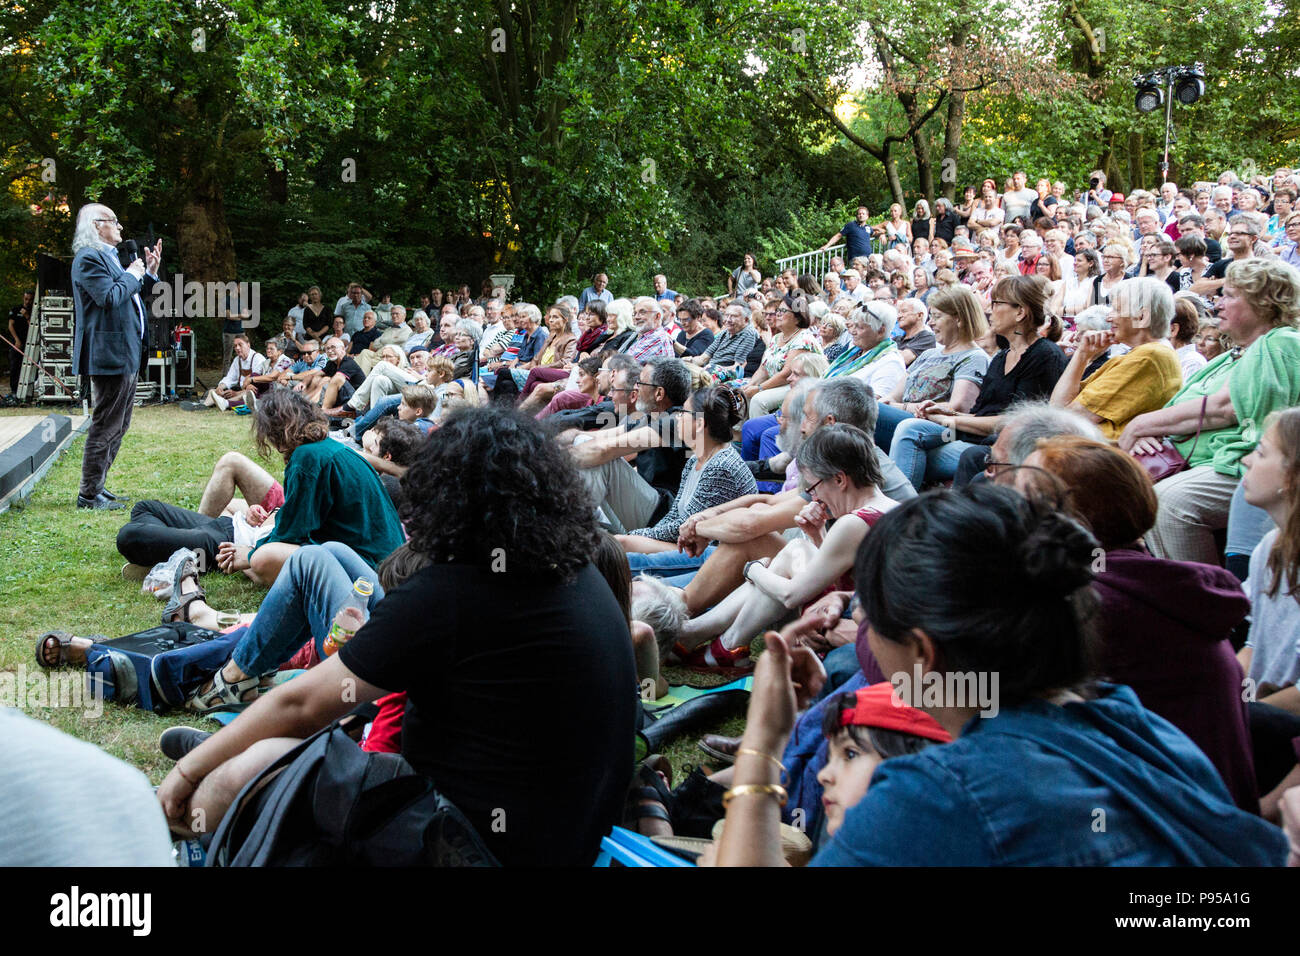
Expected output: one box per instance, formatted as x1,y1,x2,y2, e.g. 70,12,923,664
1135,84,1163,113
1174,73,1205,105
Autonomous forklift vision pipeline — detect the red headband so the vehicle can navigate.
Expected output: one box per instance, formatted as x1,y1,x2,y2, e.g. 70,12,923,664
839,682,953,743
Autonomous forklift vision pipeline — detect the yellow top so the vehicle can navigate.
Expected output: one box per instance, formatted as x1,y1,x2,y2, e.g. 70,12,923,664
1077,341,1184,440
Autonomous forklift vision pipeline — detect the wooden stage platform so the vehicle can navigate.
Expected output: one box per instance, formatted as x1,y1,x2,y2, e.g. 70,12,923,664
0,412,88,511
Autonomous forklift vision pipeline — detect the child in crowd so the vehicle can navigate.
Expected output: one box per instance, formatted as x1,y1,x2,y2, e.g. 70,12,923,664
398,383,437,433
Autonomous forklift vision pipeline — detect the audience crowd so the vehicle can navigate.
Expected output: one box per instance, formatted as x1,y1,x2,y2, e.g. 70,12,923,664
17,164,1300,868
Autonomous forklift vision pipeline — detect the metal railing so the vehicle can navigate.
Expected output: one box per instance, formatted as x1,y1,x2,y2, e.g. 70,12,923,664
775,244,844,281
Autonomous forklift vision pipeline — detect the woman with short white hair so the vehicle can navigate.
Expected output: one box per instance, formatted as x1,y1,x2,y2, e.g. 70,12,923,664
825,301,907,399
1050,277,1183,439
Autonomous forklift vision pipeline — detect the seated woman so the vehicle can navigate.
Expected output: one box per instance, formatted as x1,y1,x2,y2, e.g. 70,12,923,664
574,300,611,361
1119,258,1300,564
617,386,757,554
822,302,907,399
521,356,601,418
156,407,638,867
668,423,898,669
741,293,823,419
200,391,405,589
1170,294,1208,380
518,303,579,400
1049,277,1183,439
889,274,1067,491
715,483,1288,866
593,298,637,358
817,313,850,363
1012,435,1258,812
874,285,989,453
1237,407,1300,806
449,318,483,382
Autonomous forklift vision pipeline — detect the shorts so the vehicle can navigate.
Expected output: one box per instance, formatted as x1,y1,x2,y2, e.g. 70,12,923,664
260,481,285,512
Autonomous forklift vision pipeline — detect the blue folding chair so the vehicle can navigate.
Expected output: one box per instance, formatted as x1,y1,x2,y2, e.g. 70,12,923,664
593,827,695,867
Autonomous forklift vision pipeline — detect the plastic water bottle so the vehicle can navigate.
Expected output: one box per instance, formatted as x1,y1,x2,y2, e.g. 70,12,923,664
173,838,206,867
323,578,373,656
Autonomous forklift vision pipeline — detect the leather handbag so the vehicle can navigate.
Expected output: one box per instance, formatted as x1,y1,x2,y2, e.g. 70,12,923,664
1133,395,1207,483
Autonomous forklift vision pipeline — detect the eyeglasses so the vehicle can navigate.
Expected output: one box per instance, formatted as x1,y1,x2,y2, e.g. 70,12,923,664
990,299,1018,307
635,380,660,391
804,477,825,497
94,218,121,226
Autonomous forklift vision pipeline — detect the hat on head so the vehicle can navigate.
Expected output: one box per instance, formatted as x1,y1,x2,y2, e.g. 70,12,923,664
838,682,953,743
1109,193,1125,204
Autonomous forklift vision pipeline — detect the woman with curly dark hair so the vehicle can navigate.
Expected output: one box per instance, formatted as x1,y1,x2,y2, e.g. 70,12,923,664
157,405,638,867
209,389,404,586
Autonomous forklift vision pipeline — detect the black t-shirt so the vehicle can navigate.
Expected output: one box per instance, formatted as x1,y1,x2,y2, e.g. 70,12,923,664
623,408,687,495
1204,256,1235,281
933,211,961,243
339,562,637,866
8,304,30,346
744,337,767,377
911,217,932,242
676,328,715,357
349,327,383,354
325,356,366,389
1205,237,1223,263
966,337,1067,432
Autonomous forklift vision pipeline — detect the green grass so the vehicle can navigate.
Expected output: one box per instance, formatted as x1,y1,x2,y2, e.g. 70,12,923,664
0,399,746,786
0,402,278,783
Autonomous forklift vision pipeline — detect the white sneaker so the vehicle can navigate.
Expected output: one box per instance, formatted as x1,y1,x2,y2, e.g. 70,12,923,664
214,394,230,411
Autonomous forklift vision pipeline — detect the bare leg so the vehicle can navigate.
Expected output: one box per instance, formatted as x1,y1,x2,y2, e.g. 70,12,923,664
716,540,813,651
679,584,753,648
320,373,345,410
198,452,276,518
248,541,299,586
683,533,786,615
631,621,668,700
176,737,302,839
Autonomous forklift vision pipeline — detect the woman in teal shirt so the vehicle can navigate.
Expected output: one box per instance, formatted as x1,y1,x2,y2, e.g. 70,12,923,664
1120,258,1300,564
218,390,405,584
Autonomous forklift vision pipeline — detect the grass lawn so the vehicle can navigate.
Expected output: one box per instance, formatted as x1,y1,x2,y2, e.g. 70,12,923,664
0,401,744,786
0,403,277,783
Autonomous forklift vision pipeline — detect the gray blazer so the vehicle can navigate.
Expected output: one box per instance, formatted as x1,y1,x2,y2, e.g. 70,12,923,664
71,244,155,377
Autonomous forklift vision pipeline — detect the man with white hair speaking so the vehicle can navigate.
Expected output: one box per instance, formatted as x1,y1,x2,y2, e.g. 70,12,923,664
70,203,161,510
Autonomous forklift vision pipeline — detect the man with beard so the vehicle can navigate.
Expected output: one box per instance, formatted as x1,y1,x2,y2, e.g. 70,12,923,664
567,356,691,533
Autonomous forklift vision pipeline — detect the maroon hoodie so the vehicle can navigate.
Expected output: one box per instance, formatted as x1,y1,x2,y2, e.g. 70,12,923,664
1089,547,1258,812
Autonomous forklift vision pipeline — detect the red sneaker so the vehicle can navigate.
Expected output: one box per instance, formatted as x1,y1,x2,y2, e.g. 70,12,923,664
680,638,752,670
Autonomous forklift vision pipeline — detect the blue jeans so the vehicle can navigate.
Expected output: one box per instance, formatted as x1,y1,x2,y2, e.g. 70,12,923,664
627,546,716,577
888,417,974,490
742,414,779,460
354,394,401,442
232,542,386,675
1226,479,1275,556
874,403,914,454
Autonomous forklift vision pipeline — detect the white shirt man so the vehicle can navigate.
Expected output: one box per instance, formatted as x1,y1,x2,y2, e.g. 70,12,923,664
841,269,869,303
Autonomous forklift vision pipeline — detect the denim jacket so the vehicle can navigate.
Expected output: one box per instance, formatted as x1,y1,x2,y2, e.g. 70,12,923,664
811,683,1287,866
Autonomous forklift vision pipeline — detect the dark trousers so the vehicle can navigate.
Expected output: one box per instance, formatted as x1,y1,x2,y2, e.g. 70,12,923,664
115,500,234,569
1247,701,1300,795
79,373,137,498
7,340,23,393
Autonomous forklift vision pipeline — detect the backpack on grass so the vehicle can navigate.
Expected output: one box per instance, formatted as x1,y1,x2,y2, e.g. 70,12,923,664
84,623,246,713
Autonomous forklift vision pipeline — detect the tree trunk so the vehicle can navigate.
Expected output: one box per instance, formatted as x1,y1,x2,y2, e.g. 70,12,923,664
175,175,237,364
941,89,966,202
1128,130,1145,193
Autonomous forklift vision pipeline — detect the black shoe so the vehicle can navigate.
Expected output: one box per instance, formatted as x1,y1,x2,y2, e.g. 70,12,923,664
158,726,213,761
100,489,131,503
76,492,127,510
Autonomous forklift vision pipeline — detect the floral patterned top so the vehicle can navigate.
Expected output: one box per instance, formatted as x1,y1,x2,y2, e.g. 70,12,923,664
762,327,823,377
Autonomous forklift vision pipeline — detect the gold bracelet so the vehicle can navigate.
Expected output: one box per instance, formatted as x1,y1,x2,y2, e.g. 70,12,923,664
722,783,788,808
735,748,786,773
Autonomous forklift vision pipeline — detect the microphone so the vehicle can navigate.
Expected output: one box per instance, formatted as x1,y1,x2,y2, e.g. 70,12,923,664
117,239,140,269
